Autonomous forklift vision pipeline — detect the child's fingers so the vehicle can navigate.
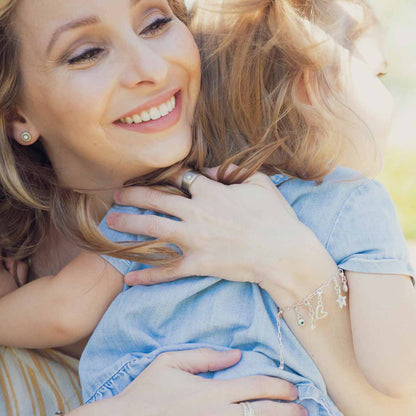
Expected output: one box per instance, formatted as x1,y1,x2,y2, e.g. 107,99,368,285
16,261,29,286
3,258,14,273
2,258,29,287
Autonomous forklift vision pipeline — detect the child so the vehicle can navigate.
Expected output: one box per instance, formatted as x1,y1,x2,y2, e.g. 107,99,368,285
0,1,414,415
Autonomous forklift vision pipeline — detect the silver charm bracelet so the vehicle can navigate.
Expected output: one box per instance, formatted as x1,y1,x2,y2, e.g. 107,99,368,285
276,268,348,369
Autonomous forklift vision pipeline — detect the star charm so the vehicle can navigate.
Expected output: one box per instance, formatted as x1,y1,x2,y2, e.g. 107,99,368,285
336,295,347,308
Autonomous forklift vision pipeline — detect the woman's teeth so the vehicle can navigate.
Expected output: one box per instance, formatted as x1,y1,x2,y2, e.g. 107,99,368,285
119,96,176,124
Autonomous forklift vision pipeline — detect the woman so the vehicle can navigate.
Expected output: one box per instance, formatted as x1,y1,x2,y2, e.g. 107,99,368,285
0,0,414,415
0,0,328,413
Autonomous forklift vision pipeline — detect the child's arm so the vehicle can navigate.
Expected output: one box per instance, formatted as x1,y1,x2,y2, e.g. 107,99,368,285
0,252,123,348
302,183,416,399
347,270,416,398
311,179,416,399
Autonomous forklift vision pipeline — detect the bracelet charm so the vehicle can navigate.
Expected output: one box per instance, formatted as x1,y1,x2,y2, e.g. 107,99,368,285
333,273,347,308
280,268,348,329
276,268,348,369
294,306,306,327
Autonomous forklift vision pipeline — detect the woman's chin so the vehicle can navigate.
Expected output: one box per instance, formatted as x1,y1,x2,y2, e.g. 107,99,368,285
147,133,193,169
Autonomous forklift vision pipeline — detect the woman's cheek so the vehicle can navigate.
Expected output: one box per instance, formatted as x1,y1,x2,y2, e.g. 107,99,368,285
61,64,115,105
170,21,201,74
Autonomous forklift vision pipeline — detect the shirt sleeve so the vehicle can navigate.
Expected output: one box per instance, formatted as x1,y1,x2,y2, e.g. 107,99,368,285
326,179,415,280
98,204,154,276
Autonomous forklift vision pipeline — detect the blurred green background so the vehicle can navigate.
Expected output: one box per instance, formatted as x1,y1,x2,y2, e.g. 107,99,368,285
370,0,416,264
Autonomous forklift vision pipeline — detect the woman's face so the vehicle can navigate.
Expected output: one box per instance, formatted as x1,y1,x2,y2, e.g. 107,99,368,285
13,0,201,190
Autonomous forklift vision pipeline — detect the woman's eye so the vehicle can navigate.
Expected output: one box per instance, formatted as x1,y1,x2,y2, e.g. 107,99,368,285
67,47,104,65
140,16,173,37
64,15,172,66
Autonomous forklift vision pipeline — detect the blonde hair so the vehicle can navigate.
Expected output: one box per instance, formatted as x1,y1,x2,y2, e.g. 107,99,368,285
191,0,381,182
0,0,379,266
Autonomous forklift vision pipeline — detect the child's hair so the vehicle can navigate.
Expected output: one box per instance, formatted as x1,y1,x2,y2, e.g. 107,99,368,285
190,0,382,183
0,0,380,266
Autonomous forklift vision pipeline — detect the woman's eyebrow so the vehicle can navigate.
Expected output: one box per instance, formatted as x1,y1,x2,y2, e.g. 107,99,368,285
46,16,101,56
46,0,143,57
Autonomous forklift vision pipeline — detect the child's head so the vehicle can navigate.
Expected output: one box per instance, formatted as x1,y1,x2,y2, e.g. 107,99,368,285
332,0,393,169
330,0,386,76
352,21,387,77
191,0,392,182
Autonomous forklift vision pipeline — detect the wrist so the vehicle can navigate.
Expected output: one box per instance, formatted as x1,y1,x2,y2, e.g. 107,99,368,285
260,230,338,306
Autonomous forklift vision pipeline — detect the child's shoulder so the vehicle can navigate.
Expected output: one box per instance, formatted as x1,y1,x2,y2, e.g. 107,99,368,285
271,166,374,203
271,167,413,277
270,167,385,234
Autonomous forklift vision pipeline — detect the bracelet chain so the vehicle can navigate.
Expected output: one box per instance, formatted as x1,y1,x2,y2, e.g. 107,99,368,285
277,268,348,370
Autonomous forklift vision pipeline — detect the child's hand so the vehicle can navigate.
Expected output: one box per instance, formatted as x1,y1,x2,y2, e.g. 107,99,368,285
0,255,29,297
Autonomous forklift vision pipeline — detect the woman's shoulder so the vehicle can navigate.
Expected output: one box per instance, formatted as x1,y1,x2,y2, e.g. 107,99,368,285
0,346,82,415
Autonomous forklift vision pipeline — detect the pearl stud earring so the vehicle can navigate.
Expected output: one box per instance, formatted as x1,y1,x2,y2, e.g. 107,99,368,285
21,132,32,143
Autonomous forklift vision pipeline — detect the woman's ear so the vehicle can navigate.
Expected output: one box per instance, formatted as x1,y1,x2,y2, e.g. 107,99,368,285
8,107,40,146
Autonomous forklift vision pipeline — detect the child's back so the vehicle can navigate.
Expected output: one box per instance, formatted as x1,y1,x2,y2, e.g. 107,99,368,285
80,167,413,415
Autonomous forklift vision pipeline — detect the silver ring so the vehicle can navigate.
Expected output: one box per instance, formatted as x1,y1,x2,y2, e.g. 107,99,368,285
180,170,201,195
240,402,255,416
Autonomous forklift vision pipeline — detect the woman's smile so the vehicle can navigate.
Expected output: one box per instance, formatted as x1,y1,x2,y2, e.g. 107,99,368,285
114,89,182,134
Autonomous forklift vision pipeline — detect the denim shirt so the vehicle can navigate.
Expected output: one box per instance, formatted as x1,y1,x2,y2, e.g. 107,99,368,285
79,167,414,415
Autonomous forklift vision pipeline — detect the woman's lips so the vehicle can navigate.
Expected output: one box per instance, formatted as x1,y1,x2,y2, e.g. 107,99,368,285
114,91,182,134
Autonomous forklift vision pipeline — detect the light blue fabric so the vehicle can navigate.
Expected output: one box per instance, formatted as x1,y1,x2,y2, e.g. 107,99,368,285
79,167,414,415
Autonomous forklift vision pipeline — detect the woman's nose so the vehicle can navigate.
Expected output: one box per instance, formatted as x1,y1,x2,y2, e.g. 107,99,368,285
119,38,169,88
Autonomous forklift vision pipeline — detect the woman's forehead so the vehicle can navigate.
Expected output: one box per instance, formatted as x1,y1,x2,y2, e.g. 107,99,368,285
15,0,151,37
13,0,160,58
